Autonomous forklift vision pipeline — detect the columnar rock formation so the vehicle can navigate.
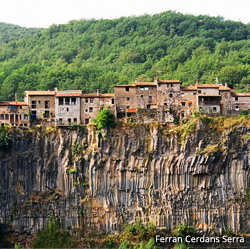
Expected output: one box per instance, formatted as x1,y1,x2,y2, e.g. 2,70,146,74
0,119,250,235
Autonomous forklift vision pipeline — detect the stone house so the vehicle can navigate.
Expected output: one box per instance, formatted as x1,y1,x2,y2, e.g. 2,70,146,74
24,91,55,120
0,101,29,127
55,90,82,125
231,92,250,113
81,92,115,124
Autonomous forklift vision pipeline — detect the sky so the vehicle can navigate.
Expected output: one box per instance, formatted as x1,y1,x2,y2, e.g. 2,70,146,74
0,0,250,28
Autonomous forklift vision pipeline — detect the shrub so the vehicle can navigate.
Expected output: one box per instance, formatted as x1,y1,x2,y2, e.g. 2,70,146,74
95,108,115,130
0,129,12,152
173,224,198,239
240,110,249,116
33,218,75,248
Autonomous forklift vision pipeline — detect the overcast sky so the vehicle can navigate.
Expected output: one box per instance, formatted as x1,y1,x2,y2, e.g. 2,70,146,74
0,0,249,28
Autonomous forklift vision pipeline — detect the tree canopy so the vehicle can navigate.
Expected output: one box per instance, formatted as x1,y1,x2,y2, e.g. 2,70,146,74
0,11,250,100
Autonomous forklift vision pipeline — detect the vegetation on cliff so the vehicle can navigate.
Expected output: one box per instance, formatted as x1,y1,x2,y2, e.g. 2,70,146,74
0,11,250,100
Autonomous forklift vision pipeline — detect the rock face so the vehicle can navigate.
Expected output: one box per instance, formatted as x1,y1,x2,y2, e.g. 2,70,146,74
0,120,250,235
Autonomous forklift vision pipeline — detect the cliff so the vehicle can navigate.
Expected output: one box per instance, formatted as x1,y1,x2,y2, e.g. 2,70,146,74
0,116,250,237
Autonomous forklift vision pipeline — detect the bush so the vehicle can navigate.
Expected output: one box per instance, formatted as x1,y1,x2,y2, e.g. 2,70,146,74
95,108,115,130
173,224,198,239
33,218,75,248
240,110,249,116
0,129,12,152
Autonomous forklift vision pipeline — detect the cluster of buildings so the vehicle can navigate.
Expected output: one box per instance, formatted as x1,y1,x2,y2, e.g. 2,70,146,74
0,78,250,127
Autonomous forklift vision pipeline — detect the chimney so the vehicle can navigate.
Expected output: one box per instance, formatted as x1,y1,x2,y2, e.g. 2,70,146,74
134,78,138,83
216,77,219,84
154,77,159,84
97,89,100,96
15,93,17,102
225,82,228,88
54,87,58,92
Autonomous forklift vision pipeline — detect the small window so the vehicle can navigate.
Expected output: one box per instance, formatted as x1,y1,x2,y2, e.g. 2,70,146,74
5,114,9,120
65,98,70,105
235,97,238,101
71,98,76,105
126,106,130,109
181,112,185,117
66,108,69,112
73,118,77,123
198,90,201,94
89,107,93,112
125,87,129,92
85,99,88,103
148,96,152,103
112,98,115,104
19,106,22,109
193,92,197,96
85,118,89,124
150,114,155,119
85,109,88,112
225,93,228,98
0,114,4,120
181,102,185,107
127,97,130,101
235,105,239,111
144,87,149,90
169,93,173,98
140,87,144,91
45,111,50,117
31,101,36,109
189,102,192,107
90,98,94,103
141,95,144,98
170,84,173,87
59,98,63,105
147,104,151,109
59,118,63,123
213,107,217,112
38,101,41,104
180,93,184,97
68,118,71,123
24,114,28,120
45,101,50,109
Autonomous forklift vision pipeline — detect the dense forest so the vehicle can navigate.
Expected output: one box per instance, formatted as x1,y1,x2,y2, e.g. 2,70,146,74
0,11,250,100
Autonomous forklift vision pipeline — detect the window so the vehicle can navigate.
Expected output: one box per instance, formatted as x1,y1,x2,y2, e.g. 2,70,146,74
181,102,185,107
181,112,185,117
19,106,22,109
38,101,41,104
225,93,228,98
59,98,63,105
180,93,184,97
141,95,144,98
147,105,151,109
90,98,94,103
140,87,144,91
213,107,217,112
0,114,4,120
73,118,77,123
235,97,238,101
66,108,69,112
198,90,201,94
193,92,197,96
126,106,130,109
189,102,192,107
45,111,50,117
24,114,28,120
71,98,76,105
169,93,173,98
85,109,88,112
45,101,50,109
31,101,36,109
235,105,239,111
148,96,152,103
31,111,36,119
85,118,89,124
171,84,173,87
144,87,149,90
85,99,88,103
125,87,129,92
89,107,93,112
65,98,70,105
112,98,115,104
68,118,71,123
127,97,130,101
5,114,9,120
59,118,63,123
150,114,155,119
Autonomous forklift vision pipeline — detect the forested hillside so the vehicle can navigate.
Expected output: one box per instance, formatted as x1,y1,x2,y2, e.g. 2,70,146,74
0,11,250,100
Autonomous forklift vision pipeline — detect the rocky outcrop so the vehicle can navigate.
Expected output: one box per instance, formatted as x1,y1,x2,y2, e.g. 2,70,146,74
0,119,250,235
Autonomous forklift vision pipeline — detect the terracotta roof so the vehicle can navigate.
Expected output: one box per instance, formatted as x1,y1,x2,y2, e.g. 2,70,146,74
114,85,135,88
181,86,197,91
100,93,114,98
132,82,156,86
56,90,82,97
219,85,231,91
126,108,137,113
232,92,250,97
197,84,219,88
25,91,55,96
158,80,181,84
0,101,28,106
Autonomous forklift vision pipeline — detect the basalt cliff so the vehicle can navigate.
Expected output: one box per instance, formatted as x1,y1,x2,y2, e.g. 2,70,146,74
1,116,250,237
